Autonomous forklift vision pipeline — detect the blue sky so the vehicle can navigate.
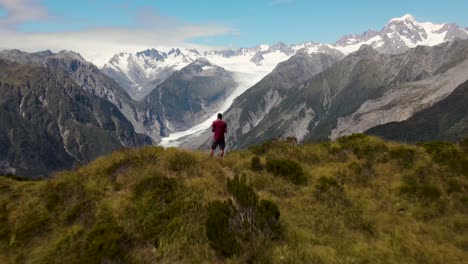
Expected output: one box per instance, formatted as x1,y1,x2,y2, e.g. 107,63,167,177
0,0,467,65
6,0,468,46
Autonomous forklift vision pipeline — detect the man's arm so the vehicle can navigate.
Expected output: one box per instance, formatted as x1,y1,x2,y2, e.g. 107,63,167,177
224,123,227,133
212,122,215,132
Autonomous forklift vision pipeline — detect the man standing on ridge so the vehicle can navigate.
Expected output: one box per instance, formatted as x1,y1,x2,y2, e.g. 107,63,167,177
210,113,227,157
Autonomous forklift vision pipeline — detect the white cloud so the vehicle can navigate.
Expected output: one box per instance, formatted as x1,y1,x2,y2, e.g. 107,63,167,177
0,0,50,27
0,2,236,66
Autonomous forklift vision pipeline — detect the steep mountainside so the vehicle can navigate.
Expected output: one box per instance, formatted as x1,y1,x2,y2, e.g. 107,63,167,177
221,39,468,149
144,59,237,132
0,59,151,177
0,50,164,142
367,79,468,142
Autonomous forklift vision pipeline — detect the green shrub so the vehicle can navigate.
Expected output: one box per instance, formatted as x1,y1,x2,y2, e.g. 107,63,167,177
248,140,274,155
338,134,388,159
266,158,307,185
206,175,281,258
227,175,258,208
250,156,263,171
422,141,467,174
390,147,416,167
399,183,441,202
422,141,460,164
256,200,281,238
205,201,240,257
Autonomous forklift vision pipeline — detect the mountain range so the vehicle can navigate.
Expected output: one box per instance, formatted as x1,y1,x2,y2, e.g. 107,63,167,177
1,14,467,177
101,14,468,101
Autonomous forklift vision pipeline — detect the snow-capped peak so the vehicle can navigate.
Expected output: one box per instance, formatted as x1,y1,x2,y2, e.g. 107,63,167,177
389,13,416,23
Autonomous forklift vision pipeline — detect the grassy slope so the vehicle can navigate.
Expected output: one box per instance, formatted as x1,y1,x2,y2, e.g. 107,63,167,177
0,135,467,263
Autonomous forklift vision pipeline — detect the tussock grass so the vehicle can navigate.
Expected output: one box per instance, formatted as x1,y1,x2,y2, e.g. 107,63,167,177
0,134,467,263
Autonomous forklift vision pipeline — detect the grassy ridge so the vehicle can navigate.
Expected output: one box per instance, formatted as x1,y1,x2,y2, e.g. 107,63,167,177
0,135,467,263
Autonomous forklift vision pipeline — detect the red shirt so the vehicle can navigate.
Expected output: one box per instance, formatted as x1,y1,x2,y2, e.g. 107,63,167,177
212,119,227,140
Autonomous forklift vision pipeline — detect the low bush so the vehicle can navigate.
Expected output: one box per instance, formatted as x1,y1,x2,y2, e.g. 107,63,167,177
390,147,416,167
206,175,281,258
399,183,441,202
256,200,281,238
250,156,263,171
266,158,307,185
422,141,460,164
205,201,240,257
422,141,468,174
338,134,388,160
227,174,258,208
248,140,274,155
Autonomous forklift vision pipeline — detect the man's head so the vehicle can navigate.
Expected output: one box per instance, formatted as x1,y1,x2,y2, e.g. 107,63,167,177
217,113,223,120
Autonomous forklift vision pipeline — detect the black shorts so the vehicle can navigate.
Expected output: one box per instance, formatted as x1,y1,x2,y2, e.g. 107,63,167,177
211,139,226,151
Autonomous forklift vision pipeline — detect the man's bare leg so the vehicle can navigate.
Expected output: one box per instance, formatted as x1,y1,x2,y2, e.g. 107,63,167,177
220,150,224,158
210,149,214,157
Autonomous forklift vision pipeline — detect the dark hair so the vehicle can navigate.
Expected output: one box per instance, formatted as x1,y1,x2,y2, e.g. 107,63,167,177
217,113,223,119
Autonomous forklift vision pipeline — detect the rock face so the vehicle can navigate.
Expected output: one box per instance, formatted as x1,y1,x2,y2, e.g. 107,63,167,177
221,39,468,150
0,49,164,142
144,59,237,132
366,79,468,142
0,59,151,178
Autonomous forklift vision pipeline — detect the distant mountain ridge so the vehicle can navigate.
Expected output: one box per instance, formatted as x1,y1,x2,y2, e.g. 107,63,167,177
101,14,467,99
